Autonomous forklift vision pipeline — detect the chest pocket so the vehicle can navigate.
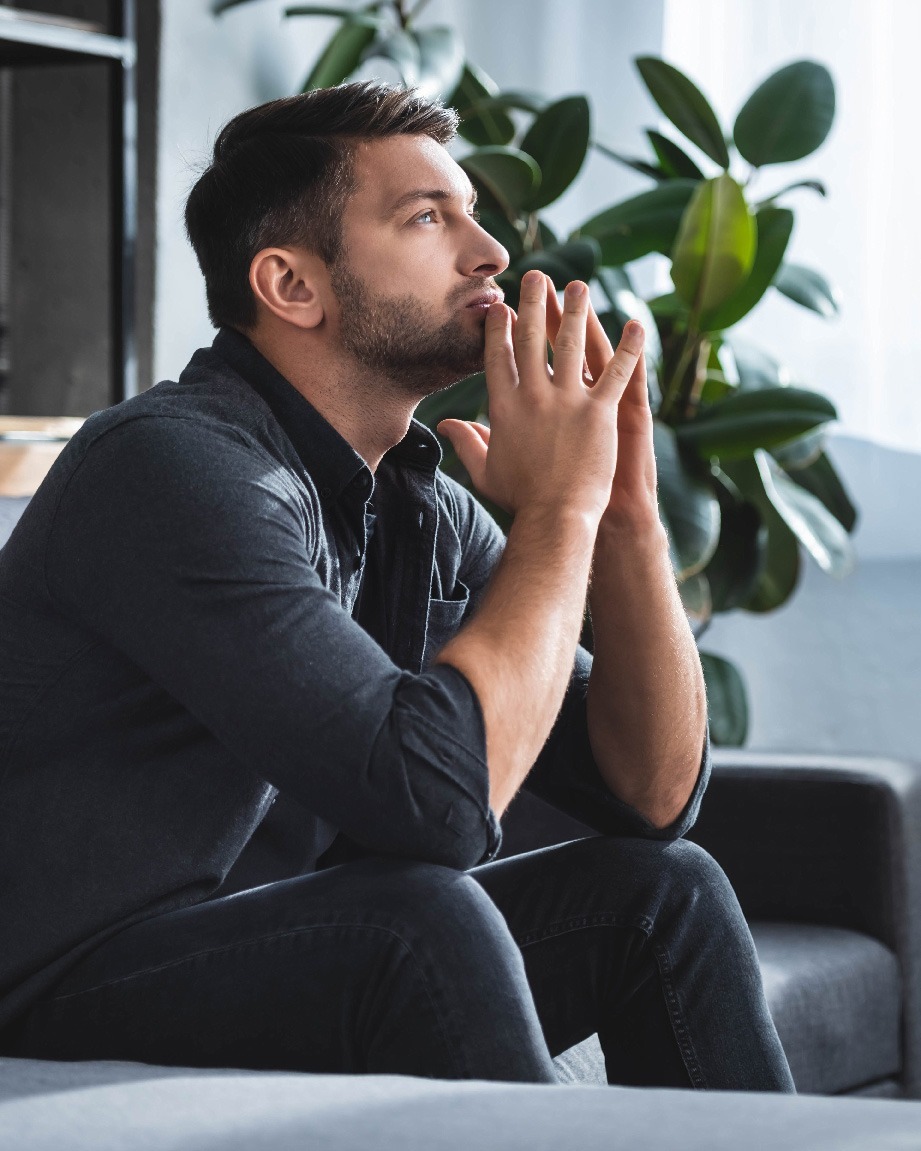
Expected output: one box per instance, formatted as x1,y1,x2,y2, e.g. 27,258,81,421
422,580,470,670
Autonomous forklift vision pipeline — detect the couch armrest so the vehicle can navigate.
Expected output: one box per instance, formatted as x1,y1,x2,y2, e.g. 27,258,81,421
688,749,921,1098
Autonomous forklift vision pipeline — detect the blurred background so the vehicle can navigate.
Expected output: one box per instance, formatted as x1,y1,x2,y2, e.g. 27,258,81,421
1,0,918,762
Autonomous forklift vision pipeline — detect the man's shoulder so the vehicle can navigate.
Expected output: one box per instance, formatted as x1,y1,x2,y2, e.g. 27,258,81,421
65,348,298,480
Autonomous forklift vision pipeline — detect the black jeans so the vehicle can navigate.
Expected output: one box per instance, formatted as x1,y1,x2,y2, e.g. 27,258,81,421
13,836,795,1090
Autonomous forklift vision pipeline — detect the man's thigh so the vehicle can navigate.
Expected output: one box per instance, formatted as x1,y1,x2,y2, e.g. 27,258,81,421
14,855,546,1078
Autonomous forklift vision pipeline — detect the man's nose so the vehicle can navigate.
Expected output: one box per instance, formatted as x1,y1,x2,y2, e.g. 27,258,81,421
465,221,510,279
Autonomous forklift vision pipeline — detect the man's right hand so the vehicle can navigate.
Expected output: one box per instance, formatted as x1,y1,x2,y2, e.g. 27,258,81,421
434,271,648,818
438,269,645,525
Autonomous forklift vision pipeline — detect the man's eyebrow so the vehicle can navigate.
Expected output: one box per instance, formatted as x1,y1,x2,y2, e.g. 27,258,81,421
386,186,478,217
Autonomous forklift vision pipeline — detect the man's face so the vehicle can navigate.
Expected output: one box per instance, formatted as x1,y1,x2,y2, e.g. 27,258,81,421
328,134,510,396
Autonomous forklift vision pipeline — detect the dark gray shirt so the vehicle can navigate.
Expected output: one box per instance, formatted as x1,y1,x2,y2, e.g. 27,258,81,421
0,327,709,1032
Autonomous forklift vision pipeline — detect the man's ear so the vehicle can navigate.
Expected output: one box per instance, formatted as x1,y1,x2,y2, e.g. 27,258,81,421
248,247,328,330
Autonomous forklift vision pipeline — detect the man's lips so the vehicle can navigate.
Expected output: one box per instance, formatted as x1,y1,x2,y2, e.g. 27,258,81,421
464,290,504,310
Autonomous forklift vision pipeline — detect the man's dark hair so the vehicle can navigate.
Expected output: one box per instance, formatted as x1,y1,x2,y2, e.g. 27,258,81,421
185,82,458,330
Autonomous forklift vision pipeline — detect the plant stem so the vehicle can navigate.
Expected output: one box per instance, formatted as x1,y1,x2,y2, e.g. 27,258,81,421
659,316,700,423
394,0,410,29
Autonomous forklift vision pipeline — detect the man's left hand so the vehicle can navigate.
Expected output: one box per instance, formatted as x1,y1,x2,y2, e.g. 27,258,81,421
543,274,659,532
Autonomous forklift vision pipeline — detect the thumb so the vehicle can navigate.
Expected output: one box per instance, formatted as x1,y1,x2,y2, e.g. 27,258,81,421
437,419,489,488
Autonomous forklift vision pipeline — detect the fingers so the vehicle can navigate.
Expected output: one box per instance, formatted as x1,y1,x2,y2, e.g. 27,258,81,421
483,302,517,393
595,319,646,403
436,419,489,490
550,280,590,390
513,270,551,387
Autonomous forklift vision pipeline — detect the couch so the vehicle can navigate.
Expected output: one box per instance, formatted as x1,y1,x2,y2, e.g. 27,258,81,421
502,749,921,1099
3,494,921,1146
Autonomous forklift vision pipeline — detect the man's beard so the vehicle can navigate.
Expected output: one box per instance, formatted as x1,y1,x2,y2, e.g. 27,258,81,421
329,260,491,397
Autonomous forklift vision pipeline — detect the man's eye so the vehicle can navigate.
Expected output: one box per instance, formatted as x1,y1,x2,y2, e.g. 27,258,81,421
415,209,436,224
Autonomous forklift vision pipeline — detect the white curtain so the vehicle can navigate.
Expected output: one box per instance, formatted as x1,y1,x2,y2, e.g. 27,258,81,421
662,0,921,454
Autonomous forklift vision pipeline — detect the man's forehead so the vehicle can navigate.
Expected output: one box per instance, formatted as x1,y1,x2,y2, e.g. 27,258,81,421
350,135,475,212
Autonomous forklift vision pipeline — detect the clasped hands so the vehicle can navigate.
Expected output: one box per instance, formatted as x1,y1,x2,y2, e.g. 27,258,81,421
438,270,658,531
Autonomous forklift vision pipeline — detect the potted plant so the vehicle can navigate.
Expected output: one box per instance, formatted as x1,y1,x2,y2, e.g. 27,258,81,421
215,0,858,745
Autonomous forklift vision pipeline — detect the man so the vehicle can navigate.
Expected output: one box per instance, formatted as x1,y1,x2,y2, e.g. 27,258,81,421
0,82,794,1090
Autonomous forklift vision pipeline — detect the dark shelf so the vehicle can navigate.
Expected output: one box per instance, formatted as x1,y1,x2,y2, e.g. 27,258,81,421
0,2,138,404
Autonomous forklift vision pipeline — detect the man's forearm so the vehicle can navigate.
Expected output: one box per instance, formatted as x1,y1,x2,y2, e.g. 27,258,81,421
435,504,598,819
587,512,708,829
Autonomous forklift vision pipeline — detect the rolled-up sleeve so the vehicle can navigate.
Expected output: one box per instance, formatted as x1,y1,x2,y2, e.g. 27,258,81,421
44,417,501,872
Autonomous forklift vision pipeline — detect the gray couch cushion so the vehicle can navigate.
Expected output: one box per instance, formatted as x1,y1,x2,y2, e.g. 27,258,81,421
1,1056,920,1151
553,922,901,1095
752,922,901,1095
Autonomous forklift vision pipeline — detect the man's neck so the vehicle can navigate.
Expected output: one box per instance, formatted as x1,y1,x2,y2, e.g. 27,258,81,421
245,328,418,473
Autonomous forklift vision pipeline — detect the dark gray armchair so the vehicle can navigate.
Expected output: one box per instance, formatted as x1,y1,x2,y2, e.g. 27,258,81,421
500,749,921,1098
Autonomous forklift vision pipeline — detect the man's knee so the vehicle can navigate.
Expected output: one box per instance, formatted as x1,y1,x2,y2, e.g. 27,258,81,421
565,833,741,918
350,857,519,959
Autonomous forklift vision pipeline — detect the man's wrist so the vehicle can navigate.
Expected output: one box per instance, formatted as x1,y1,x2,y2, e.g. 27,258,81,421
595,502,668,555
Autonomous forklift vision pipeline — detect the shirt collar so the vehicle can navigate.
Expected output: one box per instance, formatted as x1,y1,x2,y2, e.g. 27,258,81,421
212,326,442,495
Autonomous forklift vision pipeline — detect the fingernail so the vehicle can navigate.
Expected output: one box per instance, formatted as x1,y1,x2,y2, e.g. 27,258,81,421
522,270,543,288
567,281,585,298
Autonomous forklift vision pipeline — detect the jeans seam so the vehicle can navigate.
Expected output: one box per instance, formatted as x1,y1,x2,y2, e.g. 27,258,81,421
517,911,708,1090
652,940,708,1090
516,912,654,947
40,922,465,1079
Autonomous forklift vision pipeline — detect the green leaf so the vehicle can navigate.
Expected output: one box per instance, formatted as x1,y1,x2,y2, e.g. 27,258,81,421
646,129,704,179
647,291,689,319
635,56,730,168
365,28,420,86
284,4,376,17
514,240,600,288
770,427,825,470
593,141,665,181
734,61,835,166
520,96,591,209
721,455,801,612
699,652,749,746
728,338,791,391
460,147,541,216
448,63,515,146
701,206,794,331
465,90,548,115
756,179,827,208
671,174,756,314
413,26,464,99
653,421,721,579
302,18,377,90
753,449,855,577
578,179,697,266
703,497,767,612
699,338,739,403
784,450,858,532
677,385,837,459
773,263,841,317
